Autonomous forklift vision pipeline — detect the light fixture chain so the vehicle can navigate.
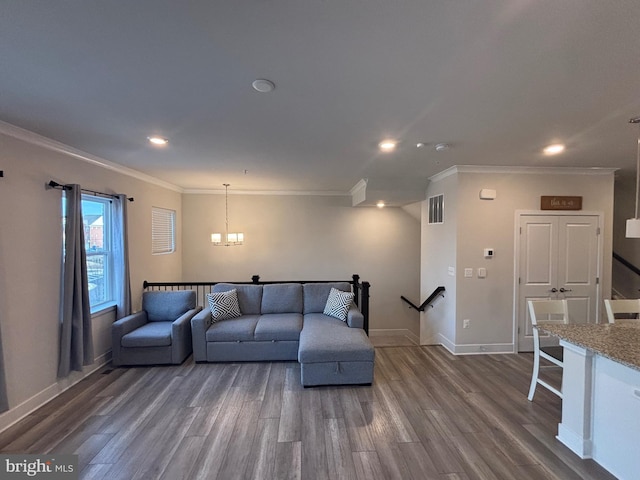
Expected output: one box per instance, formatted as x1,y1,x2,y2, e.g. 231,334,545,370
224,183,230,245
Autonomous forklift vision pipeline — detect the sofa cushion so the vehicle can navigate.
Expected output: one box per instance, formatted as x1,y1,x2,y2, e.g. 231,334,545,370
205,315,260,342
303,282,352,314
323,287,354,321
143,290,196,322
303,313,348,330
213,284,263,315
299,324,374,363
262,284,303,314
207,289,242,322
254,313,303,341
121,321,172,347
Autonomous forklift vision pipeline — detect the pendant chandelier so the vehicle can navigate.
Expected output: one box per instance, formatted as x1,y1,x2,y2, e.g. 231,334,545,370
211,183,244,246
625,117,640,238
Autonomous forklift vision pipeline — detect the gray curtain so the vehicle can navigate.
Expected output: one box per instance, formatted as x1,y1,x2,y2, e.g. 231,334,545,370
58,185,93,377
113,194,131,318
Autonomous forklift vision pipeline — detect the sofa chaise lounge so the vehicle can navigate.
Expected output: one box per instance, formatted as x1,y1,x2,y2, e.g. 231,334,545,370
190,281,374,386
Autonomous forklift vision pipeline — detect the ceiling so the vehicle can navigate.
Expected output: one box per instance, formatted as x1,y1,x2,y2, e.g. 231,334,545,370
2,1,640,205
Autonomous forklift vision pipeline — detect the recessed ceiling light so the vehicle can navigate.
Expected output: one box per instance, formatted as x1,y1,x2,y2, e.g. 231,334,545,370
543,143,565,155
435,143,450,152
376,201,385,208
252,79,275,93
379,140,397,152
416,142,426,148
147,136,168,146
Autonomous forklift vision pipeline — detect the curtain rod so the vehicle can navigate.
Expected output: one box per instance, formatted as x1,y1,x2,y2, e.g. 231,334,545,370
47,181,134,202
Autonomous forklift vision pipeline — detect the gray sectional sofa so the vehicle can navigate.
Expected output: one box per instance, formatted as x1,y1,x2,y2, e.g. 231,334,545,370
191,281,374,386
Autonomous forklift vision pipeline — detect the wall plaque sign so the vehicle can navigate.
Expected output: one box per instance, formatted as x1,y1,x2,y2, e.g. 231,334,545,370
540,196,583,210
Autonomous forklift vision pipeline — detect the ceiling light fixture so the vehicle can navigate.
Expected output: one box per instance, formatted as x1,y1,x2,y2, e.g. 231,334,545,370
376,201,385,208
252,79,275,93
435,143,450,152
147,136,168,146
379,140,397,152
416,142,426,148
625,117,640,238
543,143,565,155
211,184,244,246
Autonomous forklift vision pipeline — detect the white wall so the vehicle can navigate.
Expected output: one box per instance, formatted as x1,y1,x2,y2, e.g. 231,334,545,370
182,194,421,335
421,167,615,353
0,129,182,430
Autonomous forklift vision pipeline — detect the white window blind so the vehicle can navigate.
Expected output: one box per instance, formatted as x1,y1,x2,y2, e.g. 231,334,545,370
152,207,176,254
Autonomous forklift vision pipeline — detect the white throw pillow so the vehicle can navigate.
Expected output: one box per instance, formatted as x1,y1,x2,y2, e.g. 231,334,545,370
323,287,355,322
207,289,242,322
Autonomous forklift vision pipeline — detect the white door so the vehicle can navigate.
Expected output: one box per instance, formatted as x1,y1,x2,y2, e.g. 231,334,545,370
517,215,600,351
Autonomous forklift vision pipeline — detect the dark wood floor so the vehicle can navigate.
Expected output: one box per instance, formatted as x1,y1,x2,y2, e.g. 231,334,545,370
0,345,615,480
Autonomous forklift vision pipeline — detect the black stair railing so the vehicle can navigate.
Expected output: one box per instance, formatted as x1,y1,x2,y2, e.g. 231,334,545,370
612,251,640,277
401,286,445,312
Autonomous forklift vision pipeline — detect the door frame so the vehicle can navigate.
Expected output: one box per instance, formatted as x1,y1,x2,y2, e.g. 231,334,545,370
513,210,604,352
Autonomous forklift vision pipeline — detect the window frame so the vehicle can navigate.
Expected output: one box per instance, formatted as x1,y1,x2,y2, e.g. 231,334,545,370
81,195,114,311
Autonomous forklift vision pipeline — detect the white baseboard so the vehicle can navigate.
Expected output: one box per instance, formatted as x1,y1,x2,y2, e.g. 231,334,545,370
424,334,514,355
0,351,111,434
557,424,593,459
369,329,420,345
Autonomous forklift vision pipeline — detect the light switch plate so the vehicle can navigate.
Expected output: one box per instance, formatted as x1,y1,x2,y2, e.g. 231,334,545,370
478,267,487,278
464,268,473,278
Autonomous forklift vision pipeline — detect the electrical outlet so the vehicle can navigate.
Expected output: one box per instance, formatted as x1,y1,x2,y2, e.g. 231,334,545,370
463,319,470,329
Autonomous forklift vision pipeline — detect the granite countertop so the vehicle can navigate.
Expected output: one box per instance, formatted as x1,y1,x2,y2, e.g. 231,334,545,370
540,323,640,371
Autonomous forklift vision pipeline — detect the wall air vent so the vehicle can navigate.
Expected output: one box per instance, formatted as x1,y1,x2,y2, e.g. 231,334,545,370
428,194,444,224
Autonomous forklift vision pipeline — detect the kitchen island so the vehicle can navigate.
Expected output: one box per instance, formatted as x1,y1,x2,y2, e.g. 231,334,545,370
541,323,640,480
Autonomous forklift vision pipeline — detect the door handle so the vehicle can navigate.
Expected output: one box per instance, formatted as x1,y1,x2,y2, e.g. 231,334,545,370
559,288,572,293
549,288,558,293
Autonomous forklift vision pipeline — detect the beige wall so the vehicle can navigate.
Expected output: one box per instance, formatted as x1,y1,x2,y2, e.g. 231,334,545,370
421,174,458,345
182,193,421,335
422,167,615,353
0,131,182,428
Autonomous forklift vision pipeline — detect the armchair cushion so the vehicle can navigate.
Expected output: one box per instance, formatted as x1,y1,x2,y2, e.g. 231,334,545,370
143,290,197,321
121,321,172,347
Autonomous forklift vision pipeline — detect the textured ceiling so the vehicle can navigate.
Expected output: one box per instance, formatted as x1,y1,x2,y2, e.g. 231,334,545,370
2,1,640,204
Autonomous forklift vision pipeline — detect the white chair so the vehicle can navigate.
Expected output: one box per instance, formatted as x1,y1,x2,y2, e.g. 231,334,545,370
527,299,569,401
604,299,640,324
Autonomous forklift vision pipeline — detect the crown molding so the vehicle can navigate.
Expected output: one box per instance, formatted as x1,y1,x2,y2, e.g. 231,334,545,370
429,165,618,182
0,120,183,193
182,188,348,196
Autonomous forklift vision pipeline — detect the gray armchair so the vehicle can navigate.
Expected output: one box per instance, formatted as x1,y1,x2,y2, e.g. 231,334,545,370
112,290,202,366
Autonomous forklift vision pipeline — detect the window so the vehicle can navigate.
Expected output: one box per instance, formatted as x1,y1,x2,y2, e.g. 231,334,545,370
152,207,176,254
428,194,444,224
63,195,114,309
82,196,113,309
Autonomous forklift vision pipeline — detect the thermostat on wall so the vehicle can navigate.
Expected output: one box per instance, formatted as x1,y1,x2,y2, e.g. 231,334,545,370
484,248,494,258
